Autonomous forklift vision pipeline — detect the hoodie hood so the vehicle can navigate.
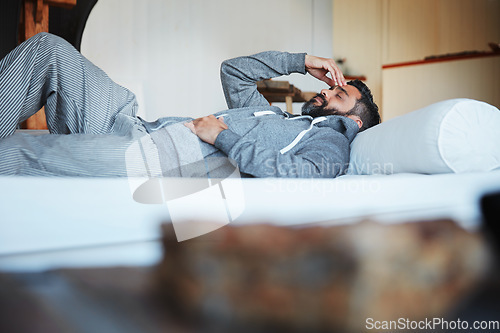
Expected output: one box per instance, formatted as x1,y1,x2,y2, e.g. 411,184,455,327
318,115,359,143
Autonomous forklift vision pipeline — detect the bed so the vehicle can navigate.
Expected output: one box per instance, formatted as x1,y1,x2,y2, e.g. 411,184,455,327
0,170,499,269
1,98,499,271
1,98,500,332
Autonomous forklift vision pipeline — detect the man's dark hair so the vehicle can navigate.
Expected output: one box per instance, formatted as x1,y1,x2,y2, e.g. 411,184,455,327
346,80,380,132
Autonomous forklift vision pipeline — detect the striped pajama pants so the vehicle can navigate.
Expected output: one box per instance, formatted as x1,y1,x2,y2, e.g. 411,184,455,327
0,33,160,176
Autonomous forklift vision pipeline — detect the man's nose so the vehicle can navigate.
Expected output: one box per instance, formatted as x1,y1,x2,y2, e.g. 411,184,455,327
320,89,330,99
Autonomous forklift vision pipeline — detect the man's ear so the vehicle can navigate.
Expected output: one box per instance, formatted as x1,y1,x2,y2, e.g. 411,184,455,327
347,115,363,129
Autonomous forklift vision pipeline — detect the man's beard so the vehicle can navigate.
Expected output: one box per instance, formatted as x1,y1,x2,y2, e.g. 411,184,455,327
301,94,343,118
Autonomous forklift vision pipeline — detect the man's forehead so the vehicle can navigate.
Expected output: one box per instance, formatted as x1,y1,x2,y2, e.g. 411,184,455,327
344,84,362,99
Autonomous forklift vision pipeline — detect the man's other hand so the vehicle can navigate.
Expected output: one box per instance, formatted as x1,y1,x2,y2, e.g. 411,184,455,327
185,115,228,145
305,55,346,87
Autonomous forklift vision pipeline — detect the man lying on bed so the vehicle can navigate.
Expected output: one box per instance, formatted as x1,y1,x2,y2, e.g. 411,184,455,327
0,33,380,178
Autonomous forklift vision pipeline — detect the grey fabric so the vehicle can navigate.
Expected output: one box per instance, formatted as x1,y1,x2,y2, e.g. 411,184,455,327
0,33,157,177
0,131,152,177
0,33,138,138
150,122,205,177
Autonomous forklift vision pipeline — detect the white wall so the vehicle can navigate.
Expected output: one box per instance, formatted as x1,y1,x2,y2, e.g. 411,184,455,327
333,0,383,118
81,0,333,120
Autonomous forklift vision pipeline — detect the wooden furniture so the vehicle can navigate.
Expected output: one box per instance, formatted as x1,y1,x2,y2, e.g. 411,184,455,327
19,0,77,130
257,80,316,114
155,220,490,331
382,50,500,70
0,219,498,332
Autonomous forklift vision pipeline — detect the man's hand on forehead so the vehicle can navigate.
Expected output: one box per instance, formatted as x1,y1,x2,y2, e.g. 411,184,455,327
305,55,346,87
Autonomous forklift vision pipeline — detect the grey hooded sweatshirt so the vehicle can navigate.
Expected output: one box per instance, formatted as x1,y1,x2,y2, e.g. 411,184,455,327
142,51,359,178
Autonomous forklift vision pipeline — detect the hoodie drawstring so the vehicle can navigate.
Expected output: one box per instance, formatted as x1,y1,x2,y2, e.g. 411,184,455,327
279,116,327,154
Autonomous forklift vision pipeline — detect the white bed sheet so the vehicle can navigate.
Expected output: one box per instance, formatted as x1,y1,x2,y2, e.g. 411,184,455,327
1,170,499,271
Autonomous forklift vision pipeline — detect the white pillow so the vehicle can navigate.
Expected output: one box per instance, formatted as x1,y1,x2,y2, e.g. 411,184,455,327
348,99,500,175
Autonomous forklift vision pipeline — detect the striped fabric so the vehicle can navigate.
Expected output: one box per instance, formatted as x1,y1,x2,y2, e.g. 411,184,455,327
0,33,160,177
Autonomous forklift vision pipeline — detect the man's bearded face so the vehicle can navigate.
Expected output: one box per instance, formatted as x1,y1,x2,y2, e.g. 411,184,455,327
301,93,344,118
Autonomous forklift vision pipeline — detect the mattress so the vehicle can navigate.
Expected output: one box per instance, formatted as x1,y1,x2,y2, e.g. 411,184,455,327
1,170,499,271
